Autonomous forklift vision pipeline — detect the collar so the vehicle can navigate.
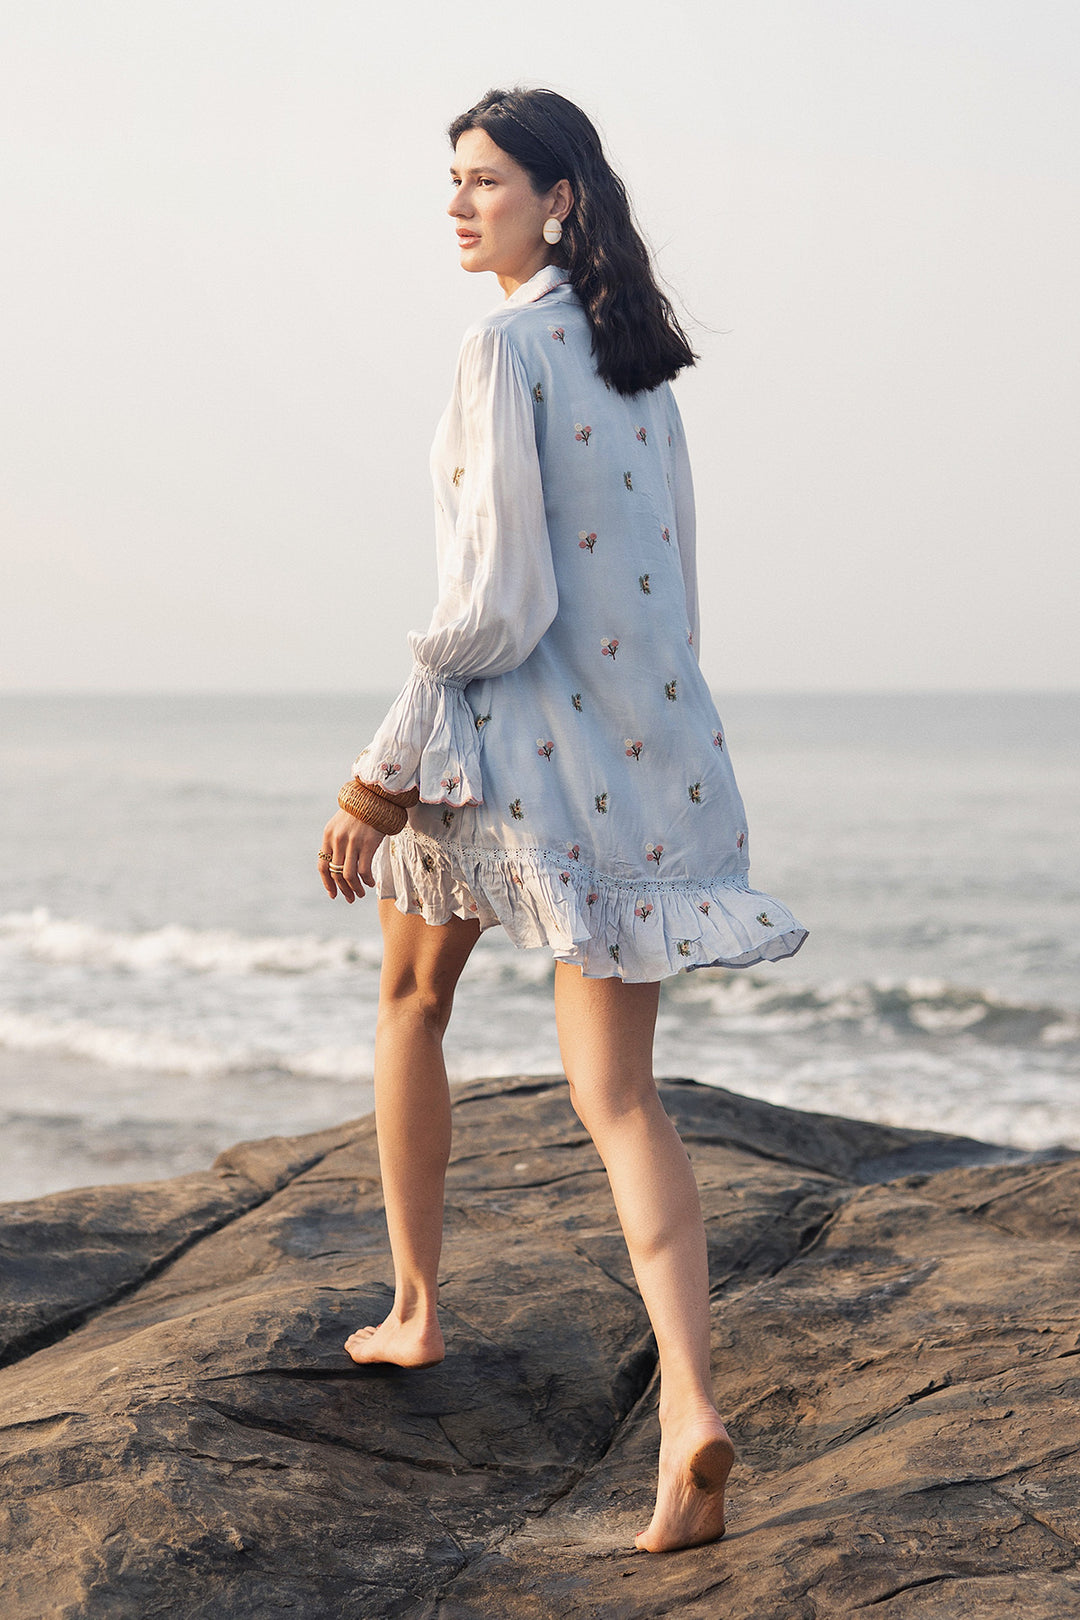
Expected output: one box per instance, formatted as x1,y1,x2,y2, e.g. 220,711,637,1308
502,263,572,308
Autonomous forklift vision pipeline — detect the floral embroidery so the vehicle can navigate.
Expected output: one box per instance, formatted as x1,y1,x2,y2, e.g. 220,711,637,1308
567,844,580,860
586,890,599,907
451,466,464,487
441,774,460,794
536,738,554,760
510,869,524,886
609,944,621,965
570,692,583,712
475,712,491,731
676,939,693,958
699,901,711,916
595,792,609,814
549,326,565,343
379,762,402,783
635,901,654,920
737,832,745,850
635,426,648,445
468,900,479,914
661,526,670,544
532,382,544,403
757,912,774,927
639,574,651,595
687,628,694,646
601,637,619,659
578,531,597,553
646,842,664,867
509,798,524,820
574,422,593,445
625,739,643,761
688,781,702,804
712,729,723,749
667,432,673,447
420,851,436,873
665,680,678,702
623,472,633,491
560,871,572,885
442,809,454,828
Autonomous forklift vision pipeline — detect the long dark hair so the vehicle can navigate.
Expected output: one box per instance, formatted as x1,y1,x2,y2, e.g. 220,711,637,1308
448,88,697,397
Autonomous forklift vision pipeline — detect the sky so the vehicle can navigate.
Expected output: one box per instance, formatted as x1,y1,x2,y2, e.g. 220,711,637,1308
2,0,1078,693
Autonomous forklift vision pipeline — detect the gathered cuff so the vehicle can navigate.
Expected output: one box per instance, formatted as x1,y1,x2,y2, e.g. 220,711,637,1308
352,662,483,807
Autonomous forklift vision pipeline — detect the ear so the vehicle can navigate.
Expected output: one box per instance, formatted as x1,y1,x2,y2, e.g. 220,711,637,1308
550,178,574,223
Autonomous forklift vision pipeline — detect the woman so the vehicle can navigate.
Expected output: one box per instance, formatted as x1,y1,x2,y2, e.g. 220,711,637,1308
319,87,806,1554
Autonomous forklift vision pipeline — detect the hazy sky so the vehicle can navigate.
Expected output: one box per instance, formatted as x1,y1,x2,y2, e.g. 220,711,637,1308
2,1,1078,693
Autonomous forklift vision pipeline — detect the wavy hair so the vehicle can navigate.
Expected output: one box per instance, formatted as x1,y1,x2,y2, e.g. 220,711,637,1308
448,88,697,397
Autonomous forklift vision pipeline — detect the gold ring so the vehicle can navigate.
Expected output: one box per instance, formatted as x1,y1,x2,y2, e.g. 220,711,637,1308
329,864,346,875
317,851,332,862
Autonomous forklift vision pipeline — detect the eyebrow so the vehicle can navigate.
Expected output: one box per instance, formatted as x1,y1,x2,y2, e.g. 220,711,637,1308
449,163,507,178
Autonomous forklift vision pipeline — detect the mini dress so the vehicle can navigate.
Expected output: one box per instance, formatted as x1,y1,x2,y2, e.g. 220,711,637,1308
354,263,807,982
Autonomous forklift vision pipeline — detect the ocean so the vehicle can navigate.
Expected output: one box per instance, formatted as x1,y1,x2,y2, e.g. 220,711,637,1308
1,691,1077,1202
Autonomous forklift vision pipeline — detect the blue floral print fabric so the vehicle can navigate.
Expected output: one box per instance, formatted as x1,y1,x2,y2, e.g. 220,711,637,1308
355,263,807,980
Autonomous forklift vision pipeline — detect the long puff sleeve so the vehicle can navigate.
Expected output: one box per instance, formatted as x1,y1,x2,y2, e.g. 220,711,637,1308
670,399,701,659
353,323,559,805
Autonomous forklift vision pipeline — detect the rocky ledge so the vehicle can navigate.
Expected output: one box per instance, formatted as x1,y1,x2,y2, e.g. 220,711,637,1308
1,1077,1078,1619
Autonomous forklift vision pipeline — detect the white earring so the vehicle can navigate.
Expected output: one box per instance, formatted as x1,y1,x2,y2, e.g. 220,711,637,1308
542,217,563,245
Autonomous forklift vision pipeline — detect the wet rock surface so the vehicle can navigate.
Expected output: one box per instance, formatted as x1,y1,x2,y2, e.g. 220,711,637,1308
1,1076,1077,1618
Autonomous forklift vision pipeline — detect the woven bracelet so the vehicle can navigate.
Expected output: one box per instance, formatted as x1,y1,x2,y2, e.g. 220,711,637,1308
338,780,410,835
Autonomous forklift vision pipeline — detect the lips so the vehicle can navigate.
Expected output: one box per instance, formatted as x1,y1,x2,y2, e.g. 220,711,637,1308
457,231,481,246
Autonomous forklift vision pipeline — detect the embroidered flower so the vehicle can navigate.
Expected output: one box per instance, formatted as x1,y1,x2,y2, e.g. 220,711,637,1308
699,901,711,916
712,729,724,749
595,792,609,814
665,680,678,702
441,774,460,794
379,762,402,782
625,739,643,760
688,781,702,804
420,851,436,872
609,943,621,965
623,471,633,490
468,900,479,914
578,531,597,552
509,798,524,820
737,831,745,850
451,466,464,487
635,426,648,445
570,692,583,712
586,890,599,907
559,871,571,885
549,326,565,343
574,422,592,445
475,712,491,730
532,382,544,403
661,526,670,544
567,844,580,860
667,432,673,447
536,739,555,760
442,809,454,828
687,627,694,646
639,574,651,594
646,843,664,867
510,869,523,886
601,637,619,659
757,912,774,927
676,939,693,958
635,901,654,921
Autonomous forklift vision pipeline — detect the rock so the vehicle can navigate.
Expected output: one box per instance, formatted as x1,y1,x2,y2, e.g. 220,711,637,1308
0,1076,1077,1619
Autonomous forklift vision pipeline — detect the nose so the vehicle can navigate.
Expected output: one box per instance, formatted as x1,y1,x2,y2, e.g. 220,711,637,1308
447,190,470,220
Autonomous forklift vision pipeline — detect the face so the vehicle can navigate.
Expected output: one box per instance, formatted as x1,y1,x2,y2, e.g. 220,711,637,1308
448,127,567,292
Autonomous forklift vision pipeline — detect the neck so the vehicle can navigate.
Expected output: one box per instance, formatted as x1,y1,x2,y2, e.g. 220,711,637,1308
497,250,562,300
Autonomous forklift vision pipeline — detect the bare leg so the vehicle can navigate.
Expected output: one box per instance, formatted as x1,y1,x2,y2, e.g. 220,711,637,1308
553,962,734,1552
344,900,480,1367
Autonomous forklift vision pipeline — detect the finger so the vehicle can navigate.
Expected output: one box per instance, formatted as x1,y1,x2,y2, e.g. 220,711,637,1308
328,849,357,903
317,850,338,898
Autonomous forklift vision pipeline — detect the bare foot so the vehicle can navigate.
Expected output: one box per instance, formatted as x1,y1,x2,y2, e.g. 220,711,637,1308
343,1313,445,1368
634,1413,735,1553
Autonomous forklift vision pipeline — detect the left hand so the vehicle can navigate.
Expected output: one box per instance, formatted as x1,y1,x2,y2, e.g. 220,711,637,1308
317,808,386,902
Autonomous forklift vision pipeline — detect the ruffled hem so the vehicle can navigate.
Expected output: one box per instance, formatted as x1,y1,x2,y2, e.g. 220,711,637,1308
374,827,808,983
352,663,482,807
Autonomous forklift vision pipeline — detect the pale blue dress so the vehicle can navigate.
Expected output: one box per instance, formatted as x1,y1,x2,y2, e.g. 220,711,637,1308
355,263,807,981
